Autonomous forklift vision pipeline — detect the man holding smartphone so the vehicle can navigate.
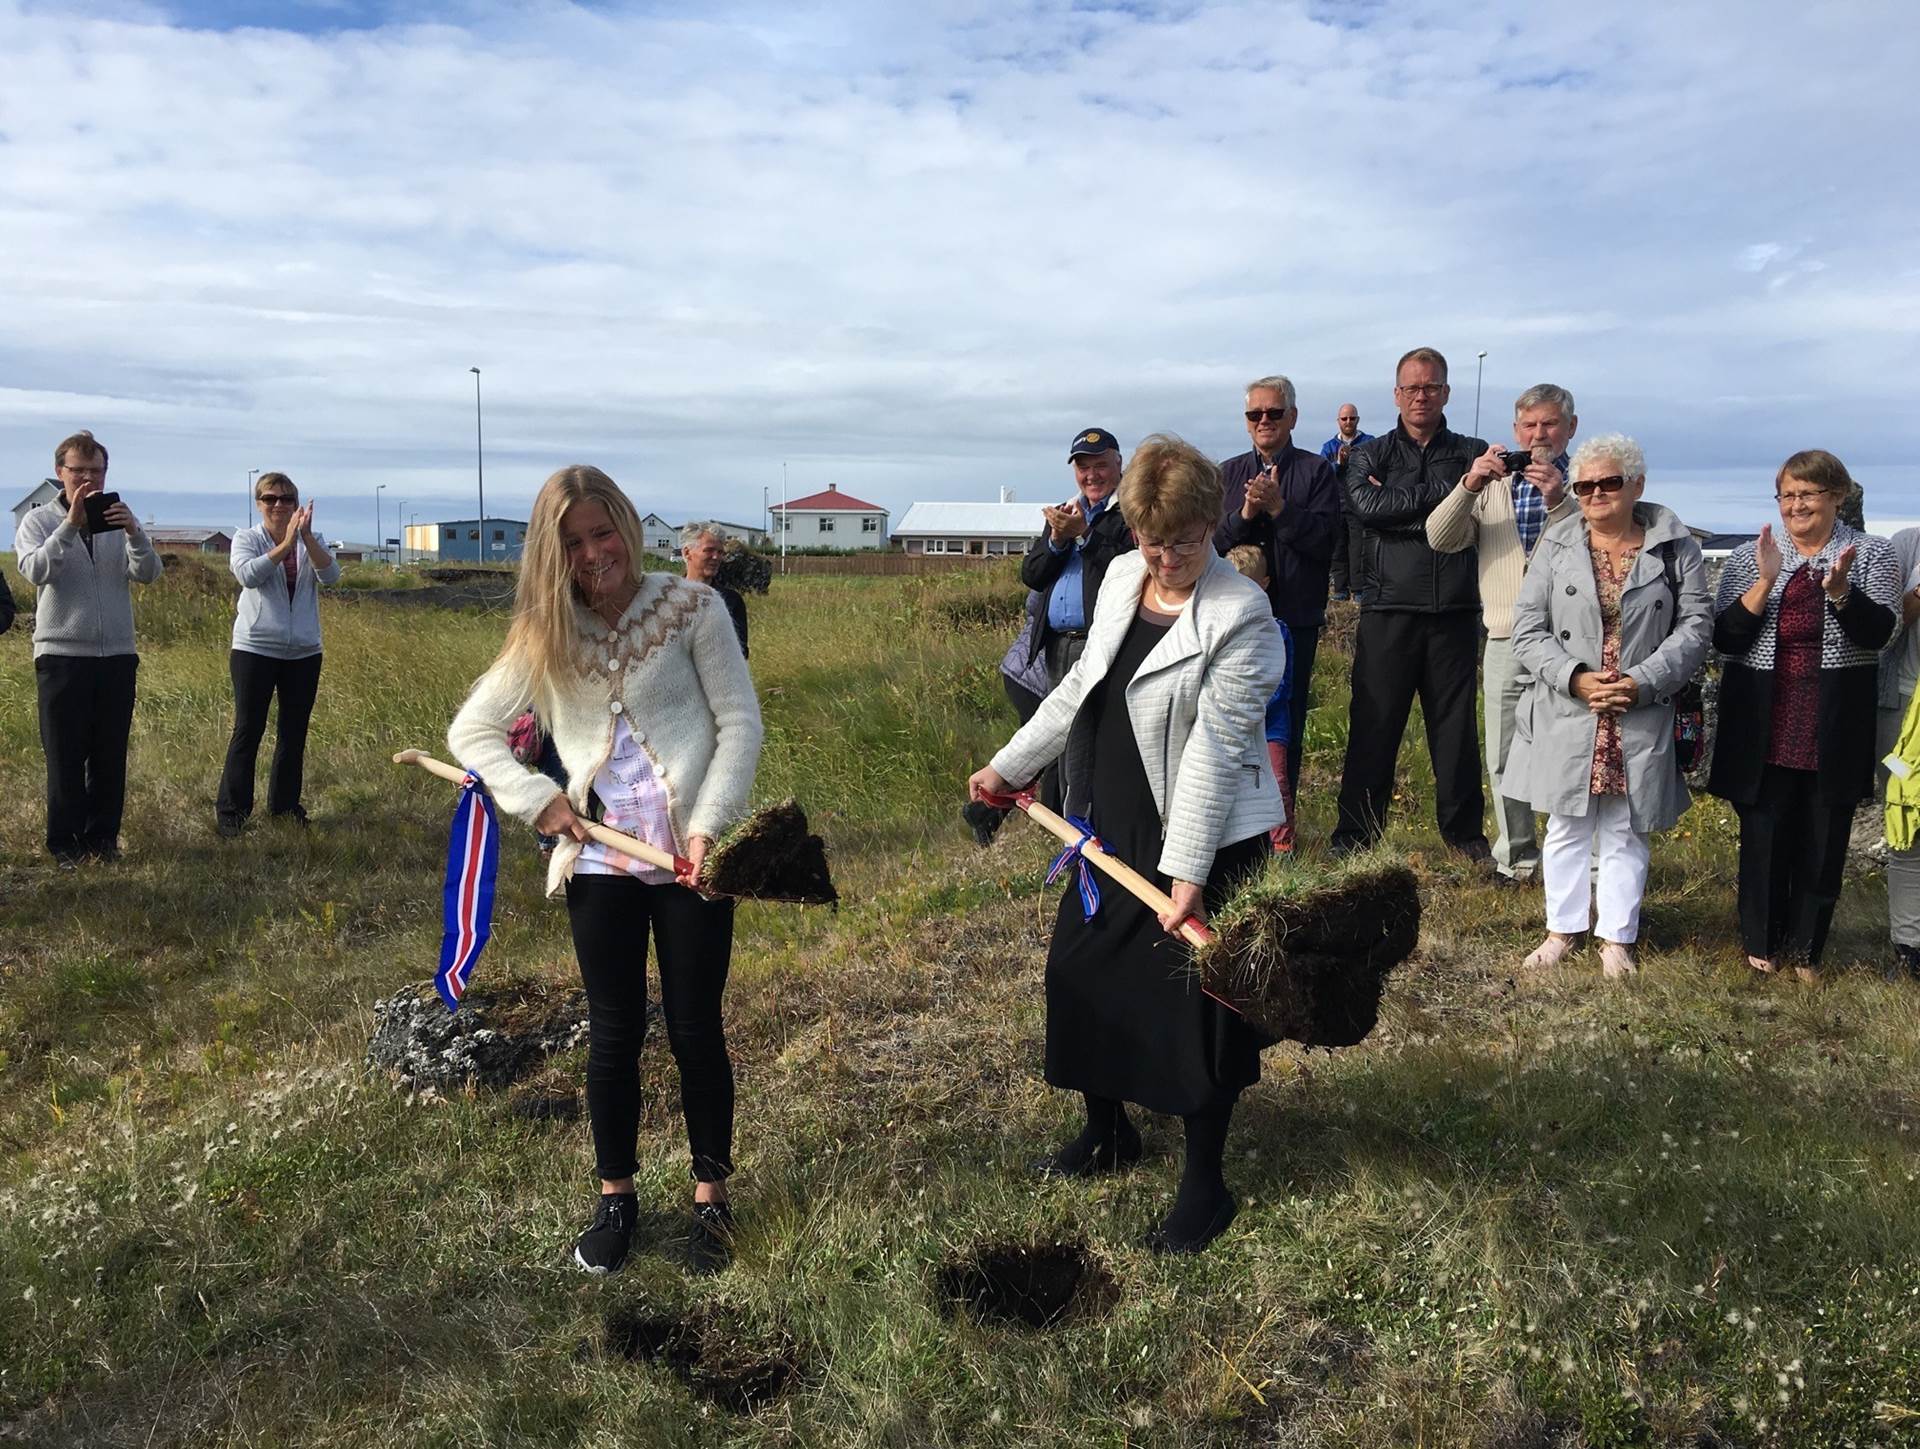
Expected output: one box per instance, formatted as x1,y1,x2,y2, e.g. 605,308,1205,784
13,430,161,863
1213,375,1343,802
1425,384,1578,883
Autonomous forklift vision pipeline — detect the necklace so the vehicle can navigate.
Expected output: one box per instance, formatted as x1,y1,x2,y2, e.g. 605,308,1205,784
1147,584,1192,613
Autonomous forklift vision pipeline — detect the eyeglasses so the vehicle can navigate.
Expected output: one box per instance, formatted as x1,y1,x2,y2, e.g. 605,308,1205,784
257,494,297,506
1571,476,1627,497
60,464,106,478
1137,534,1211,558
1244,408,1291,423
1775,490,1830,506
1395,383,1446,398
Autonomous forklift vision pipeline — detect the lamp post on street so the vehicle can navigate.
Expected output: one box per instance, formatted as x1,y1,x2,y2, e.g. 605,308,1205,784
469,367,485,561
408,512,417,566
1473,350,1488,437
391,498,404,567
375,483,386,567
246,469,260,532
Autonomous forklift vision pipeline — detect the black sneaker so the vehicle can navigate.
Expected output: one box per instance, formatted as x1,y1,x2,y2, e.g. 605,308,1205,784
685,1201,734,1275
1895,944,1920,981
573,1192,638,1275
216,816,245,839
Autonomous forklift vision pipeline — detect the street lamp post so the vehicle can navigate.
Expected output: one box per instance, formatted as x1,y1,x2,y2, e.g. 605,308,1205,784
392,498,404,567
469,367,485,562
376,483,386,567
246,468,260,532
408,512,417,567
1473,350,1488,437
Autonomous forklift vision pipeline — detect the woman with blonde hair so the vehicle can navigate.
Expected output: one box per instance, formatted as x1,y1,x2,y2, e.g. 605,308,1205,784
449,465,762,1274
968,434,1286,1254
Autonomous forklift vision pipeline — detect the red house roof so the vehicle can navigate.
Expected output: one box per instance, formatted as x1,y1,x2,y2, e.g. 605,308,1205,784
770,484,884,513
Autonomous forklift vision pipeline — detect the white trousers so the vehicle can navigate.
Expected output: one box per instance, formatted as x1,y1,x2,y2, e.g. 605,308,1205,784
1543,794,1650,943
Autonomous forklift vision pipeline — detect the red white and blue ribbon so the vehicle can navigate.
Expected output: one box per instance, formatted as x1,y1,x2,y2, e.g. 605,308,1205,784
435,769,500,1012
1046,815,1104,922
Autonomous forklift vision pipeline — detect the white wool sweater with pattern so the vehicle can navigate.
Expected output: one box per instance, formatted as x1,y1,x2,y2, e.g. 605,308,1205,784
448,573,763,896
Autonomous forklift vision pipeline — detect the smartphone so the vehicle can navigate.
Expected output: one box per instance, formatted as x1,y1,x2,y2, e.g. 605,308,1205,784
83,491,123,533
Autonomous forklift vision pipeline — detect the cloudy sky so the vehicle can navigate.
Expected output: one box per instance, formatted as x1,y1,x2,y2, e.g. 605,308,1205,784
4,0,1917,545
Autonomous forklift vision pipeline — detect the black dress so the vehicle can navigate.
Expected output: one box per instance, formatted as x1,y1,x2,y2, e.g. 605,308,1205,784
1043,601,1272,1115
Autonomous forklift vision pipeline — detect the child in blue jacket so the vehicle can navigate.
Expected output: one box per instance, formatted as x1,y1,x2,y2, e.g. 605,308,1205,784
1226,546,1295,852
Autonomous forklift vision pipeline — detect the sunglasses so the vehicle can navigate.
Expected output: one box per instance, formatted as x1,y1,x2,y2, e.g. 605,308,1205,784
1571,476,1627,498
1244,408,1290,423
257,494,297,506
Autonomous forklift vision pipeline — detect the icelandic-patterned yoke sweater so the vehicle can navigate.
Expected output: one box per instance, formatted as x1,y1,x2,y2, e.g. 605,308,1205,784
449,573,763,895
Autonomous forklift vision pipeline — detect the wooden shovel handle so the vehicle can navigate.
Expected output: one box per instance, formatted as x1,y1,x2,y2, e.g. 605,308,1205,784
393,748,693,875
983,789,1214,949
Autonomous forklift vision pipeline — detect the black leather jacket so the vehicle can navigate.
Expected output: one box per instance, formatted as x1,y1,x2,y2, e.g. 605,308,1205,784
1344,418,1488,613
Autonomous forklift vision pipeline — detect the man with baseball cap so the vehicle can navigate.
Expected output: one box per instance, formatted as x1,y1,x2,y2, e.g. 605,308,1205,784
1015,427,1134,808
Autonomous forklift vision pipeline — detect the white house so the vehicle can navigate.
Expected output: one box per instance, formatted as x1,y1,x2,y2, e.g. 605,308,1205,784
10,479,60,535
639,513,678,554
768,484,888,550
892,500,1042,556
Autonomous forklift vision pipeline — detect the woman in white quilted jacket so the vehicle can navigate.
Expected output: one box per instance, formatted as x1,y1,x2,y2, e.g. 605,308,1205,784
968,434,1286,1255
449,465,762,1277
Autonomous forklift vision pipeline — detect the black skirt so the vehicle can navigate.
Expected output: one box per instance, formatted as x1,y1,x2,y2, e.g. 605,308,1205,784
1043,604,1272,1115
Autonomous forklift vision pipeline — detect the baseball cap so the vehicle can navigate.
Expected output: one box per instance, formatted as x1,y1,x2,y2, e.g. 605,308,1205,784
1068,427,1120,459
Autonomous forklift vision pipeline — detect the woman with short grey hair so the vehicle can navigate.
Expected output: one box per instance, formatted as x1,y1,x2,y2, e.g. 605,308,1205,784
1506,434,1712,978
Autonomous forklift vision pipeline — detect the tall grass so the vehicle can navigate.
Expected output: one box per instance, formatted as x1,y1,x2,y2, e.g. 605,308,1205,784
2,558,1917,1446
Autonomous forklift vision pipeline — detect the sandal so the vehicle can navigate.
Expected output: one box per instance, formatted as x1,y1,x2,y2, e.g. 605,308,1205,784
1522,933,1578,969
1599,941,1637,980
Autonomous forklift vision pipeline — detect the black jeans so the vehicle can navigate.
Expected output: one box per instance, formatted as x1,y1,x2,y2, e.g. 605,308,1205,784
1734,764,1857,967
36,653,138,859
1333,610,1486,851
565,873,736,1183
218,650,323,823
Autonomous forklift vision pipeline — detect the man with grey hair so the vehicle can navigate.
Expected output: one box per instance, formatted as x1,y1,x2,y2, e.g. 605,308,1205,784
1213,374,1343,801
680,522,749,657
1426,383,1578,881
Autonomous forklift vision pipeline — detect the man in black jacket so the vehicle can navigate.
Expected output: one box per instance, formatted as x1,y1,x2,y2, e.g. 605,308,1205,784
1332,347,1492,858
1017,427,1132,808
1212,374,1342,800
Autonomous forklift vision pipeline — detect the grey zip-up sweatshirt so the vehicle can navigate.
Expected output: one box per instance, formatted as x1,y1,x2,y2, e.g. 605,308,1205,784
230,524,341,659
13,499,161,658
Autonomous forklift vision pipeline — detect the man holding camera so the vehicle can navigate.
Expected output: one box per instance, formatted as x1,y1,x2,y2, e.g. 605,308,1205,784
1213,375,1343,799
14,430,161,863
1332,348,1492,859
1426,384,1579,883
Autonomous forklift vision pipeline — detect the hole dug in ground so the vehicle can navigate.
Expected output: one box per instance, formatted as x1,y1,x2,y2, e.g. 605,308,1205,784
937,1240,1120,1330
601,1303,801,1413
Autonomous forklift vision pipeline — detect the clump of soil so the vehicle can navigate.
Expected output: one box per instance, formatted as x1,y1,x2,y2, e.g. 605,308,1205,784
702,799,837,905
602,1303,800,1413
365,974,589,1091
1196,853,1420,1048
937,1241,1119,1330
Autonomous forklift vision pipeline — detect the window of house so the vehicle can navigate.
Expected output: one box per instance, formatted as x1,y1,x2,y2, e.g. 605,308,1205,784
445,528,456,540
819,517,835,533
862,516,879,532
492,529,504,541
469,529,480,540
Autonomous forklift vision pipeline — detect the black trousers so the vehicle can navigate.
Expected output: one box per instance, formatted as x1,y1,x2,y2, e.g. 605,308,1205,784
35,653,138,859
217,650,323,822
1329,515,1367,598
1001,674,1062,814
1333,610,1486,851
1282,626,1320,801
1734,764,1857,967
565,873,736,1183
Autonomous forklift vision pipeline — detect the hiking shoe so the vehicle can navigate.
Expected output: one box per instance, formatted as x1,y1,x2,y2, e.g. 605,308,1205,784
685,1201,735,1275
572,1192,638,1275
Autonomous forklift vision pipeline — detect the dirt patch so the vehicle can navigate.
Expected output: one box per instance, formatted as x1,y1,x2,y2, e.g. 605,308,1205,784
365,974,591,1091
937,1241,1119,1330
602,1303,801,1413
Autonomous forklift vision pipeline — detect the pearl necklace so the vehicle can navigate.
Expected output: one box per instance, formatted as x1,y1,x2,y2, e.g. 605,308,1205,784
1147,584,1192,613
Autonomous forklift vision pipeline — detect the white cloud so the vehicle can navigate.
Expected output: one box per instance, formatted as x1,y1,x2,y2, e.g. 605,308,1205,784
2,0,1918,542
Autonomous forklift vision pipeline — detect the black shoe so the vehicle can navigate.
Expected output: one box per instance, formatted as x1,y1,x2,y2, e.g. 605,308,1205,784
961,799,1009,847
685,1201,734,1274
1030,1125,1143,1180
271,805,309,826
217,816,245,839
1143,1194,1238,1256
572,1192,638,1275
1894,944,1920,981
1449,838,1494,866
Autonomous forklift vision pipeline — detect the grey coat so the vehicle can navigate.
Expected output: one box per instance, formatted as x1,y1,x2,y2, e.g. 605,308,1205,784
1506,501,1712,832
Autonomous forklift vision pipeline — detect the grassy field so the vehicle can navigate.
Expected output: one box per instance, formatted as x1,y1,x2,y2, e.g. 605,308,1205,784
3,552,1920,1447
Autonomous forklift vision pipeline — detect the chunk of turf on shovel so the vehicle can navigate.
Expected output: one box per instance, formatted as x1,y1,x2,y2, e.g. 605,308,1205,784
1193,847,1419,1048
699,799,838,906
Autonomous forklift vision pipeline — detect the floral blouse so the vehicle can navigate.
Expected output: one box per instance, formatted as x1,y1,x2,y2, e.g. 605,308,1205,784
1588,542,1641,795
